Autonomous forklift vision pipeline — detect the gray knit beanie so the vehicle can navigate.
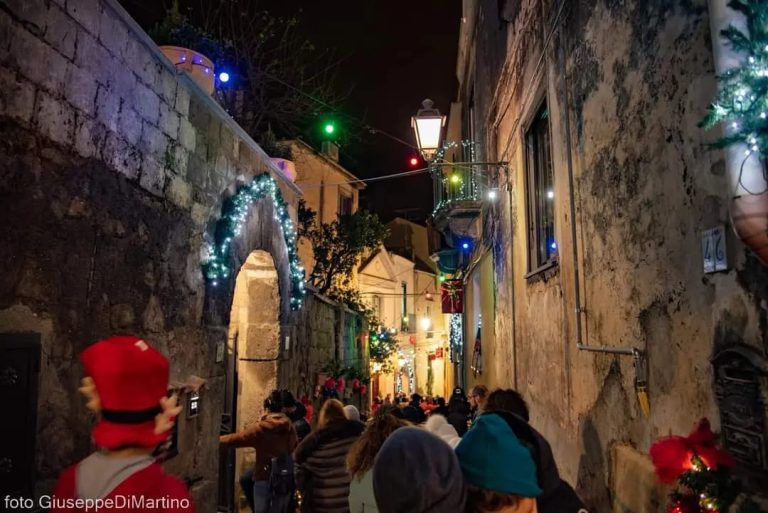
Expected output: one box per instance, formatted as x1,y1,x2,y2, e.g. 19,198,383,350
373,427,466,513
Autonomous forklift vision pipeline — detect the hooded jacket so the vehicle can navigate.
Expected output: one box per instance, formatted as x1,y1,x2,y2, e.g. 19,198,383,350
480,410,587,513
294,418,365,513
220,412,298,481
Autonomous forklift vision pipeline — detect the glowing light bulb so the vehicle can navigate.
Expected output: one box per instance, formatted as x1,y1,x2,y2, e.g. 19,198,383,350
450,174,461,184
219,72,230,83
462,242,469,249
547,190,554,199
488,190,498,200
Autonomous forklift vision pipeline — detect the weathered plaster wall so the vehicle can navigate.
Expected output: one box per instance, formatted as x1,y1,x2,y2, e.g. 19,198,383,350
465,0,768,511
0,0,307,510
290,139,362,279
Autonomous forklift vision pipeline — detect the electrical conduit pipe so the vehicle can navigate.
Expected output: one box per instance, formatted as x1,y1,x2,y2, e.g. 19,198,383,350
708,0,768,264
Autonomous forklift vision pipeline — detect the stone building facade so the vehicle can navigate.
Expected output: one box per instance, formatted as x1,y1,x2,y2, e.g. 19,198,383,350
0,0,361,511
448,0,768,511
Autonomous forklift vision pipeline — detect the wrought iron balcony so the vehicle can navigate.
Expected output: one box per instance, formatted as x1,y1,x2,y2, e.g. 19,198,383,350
431,164,484,226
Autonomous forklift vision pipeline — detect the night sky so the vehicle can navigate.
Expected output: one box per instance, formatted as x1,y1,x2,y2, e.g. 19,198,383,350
120,0,461,223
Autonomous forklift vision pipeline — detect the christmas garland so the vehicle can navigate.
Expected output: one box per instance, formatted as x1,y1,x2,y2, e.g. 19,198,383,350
202,173,306,310
701,0,768,161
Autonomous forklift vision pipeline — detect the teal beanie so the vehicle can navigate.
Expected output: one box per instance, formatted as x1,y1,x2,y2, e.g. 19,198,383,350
455,413,542,497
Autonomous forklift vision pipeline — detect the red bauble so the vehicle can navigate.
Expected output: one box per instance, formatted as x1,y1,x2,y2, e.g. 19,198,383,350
650,418,734,483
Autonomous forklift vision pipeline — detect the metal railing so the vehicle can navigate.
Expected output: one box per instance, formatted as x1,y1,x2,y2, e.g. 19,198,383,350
431,163,485,215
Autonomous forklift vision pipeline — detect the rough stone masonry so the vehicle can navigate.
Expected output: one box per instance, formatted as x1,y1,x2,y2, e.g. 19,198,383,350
0,0,350,510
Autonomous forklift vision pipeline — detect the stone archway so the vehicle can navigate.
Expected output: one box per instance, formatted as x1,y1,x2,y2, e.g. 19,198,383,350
205,191,297,513
227,250,281,513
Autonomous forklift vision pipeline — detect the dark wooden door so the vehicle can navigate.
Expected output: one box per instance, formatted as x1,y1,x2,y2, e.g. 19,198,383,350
0,333,41,497
217,335,237,512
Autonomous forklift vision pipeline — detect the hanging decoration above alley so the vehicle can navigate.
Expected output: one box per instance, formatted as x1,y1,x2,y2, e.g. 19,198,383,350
441,279,464,313
202,172,306,310
701,0,768,162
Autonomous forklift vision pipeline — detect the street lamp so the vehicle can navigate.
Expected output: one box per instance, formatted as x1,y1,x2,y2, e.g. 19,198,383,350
411,99,446,161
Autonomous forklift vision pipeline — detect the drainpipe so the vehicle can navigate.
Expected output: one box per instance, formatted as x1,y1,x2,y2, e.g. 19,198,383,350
505,176,519,390
559,27,643,362
707,0,768,264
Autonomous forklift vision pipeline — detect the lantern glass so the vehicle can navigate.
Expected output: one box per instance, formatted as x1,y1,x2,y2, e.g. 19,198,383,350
411,99,445,161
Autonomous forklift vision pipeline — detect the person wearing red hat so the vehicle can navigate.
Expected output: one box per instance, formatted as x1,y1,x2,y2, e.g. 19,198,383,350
51,336,194,513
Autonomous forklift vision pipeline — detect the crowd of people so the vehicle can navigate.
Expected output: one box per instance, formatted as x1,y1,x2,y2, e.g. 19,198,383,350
50,336,588,513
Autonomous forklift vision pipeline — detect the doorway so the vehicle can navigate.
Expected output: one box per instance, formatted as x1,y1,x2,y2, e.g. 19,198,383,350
0,333,40,498
218,250,281,513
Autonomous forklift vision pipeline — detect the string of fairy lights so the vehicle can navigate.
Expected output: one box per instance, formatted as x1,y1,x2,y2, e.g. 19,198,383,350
199,139,487,310
201,173,306,310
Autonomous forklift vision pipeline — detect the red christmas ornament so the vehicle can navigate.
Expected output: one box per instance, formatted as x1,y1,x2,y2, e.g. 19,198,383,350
336,377,346,393
352,378,361,390
650,418,735,483
360,384,367,396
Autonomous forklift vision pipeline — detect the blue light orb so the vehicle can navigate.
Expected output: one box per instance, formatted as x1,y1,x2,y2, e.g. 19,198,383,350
462,242,469,249
219,72,230,83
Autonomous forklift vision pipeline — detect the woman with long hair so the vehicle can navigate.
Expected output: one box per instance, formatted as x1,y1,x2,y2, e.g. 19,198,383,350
346,410,410,513
294,399,364,513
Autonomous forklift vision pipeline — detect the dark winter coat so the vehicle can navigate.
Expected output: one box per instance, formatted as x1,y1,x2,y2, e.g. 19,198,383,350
220,413,298,481
291,403,312,442
446,399,470,437
432,405,450,418
402,402,426,424
481,410,588,513
294,418,365,513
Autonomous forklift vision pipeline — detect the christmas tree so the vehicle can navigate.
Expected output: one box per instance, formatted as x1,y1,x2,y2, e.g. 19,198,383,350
700,0,768,158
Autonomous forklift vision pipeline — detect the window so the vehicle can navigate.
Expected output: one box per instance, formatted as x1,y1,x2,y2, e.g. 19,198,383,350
339,192,353,217
372,295,381,319
525,101,557,272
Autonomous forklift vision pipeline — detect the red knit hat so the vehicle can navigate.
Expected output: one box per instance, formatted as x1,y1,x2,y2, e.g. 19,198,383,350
81,335,171,449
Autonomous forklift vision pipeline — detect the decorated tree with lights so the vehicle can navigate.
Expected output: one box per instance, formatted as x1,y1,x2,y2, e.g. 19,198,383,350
649,419,761,513
368,329,398,374
700,0,768,158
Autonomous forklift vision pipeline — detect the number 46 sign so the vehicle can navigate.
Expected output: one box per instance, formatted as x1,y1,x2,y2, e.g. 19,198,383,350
702,225,728,273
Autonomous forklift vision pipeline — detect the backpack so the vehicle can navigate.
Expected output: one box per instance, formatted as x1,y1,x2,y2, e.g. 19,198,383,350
267,454,296,513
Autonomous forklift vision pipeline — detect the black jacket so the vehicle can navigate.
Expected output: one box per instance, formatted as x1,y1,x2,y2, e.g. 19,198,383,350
291,403,311,442
481,410,587,513
402,403,426,424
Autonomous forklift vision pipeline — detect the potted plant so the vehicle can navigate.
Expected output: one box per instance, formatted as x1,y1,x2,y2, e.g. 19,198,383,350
149,1,229,95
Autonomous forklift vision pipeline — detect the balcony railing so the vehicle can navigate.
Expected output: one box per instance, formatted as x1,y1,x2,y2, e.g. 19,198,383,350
431,164,485,217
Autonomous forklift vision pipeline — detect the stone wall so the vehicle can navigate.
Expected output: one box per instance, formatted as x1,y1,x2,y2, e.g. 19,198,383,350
0,0,309,510
462,0,768,511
